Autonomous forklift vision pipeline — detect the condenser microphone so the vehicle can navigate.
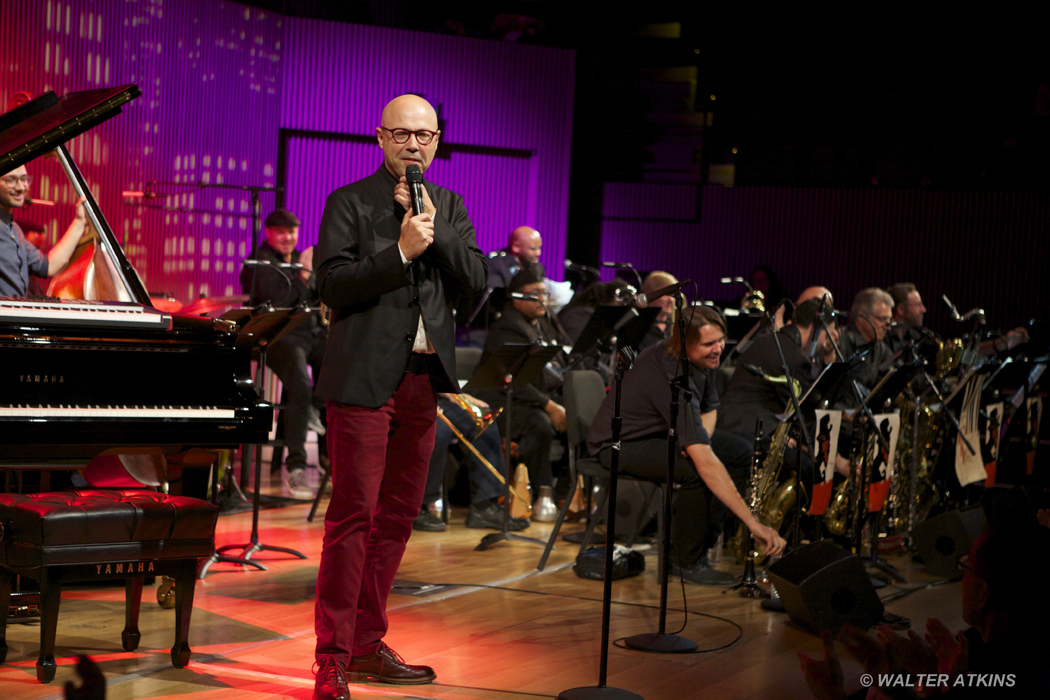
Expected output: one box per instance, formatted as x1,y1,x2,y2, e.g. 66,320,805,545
634,280,690,308
406,164,425,216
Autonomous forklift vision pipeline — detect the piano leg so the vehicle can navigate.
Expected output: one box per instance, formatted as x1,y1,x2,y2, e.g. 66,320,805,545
0,570,10,664
122,578,143,652
36,570,61,683
172,559,196,668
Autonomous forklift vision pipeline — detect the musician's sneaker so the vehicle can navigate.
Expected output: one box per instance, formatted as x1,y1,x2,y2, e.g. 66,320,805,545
287,468,313,499
465,500,530,531
412,506,446,532
672,557,738,587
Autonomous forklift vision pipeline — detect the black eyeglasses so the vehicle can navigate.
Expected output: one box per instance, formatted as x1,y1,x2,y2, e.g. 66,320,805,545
380,127,438,145
0,174,32,187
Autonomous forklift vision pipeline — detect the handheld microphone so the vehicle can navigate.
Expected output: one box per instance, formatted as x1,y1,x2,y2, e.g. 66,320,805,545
406,164,425,216
24,196,54,207
507,292,542,301
634,280,690,309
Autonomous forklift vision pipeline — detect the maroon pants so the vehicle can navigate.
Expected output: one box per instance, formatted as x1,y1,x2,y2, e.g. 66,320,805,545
314,372,436,663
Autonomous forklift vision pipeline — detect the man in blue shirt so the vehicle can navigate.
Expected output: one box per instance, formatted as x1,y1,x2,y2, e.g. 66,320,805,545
0,164,85,296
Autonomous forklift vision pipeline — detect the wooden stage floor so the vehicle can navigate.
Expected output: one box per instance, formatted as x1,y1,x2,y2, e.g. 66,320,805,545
1,469,964,700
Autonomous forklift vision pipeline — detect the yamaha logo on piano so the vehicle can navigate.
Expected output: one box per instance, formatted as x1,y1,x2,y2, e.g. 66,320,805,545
96,562,154,575
19,375,64,383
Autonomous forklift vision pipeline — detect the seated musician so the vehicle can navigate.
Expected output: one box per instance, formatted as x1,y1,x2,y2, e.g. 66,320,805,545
557,278,633,343
837,287,895,397
718,299,846,476
486,225,545,289
240,209,327,499
586,306,786,586
476,268,571,520
884,282,940,366
0,164,86,297
637,271,680,351
413,393,530,532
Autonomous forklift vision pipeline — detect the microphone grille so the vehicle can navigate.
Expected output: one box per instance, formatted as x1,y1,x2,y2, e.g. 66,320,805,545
405,164,423,182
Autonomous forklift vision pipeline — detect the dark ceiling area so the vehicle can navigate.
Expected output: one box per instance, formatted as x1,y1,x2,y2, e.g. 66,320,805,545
244,2,1048,188
243,2,1049,273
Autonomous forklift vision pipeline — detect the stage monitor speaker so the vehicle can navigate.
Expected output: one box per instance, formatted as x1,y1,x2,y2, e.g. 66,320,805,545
767,540,884,634
911,506,986,578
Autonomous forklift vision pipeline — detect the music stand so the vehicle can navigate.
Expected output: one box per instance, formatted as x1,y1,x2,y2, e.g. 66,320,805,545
466,342,559,551
566,306,659,372
198,306,311,577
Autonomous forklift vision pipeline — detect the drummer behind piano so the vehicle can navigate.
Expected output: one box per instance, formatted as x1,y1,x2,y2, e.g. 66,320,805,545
0,164,86,296
240,209,327,499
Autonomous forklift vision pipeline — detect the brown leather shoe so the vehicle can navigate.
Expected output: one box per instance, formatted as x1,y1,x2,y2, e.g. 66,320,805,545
345,642,436,685
313,656,351,700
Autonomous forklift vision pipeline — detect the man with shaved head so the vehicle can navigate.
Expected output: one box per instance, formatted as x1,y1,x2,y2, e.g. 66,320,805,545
311,94,487,699
487,224,546,288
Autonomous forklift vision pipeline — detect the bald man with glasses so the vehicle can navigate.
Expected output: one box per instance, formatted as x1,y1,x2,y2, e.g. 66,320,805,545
310,95,487,700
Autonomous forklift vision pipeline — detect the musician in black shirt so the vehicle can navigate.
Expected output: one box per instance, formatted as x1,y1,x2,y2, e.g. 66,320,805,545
587,306,785,586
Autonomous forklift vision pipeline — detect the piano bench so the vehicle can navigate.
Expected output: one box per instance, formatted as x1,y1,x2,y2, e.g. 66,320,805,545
0,489,218,683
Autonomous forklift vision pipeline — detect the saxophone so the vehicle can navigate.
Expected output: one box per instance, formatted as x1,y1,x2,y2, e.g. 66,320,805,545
883,397,943,534
729,378,800,564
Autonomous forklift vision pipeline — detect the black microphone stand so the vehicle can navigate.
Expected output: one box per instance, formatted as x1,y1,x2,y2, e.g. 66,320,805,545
558,346,643,700
847,380,903,584
764,314,815,551
469,343,558,552
623,292,698,654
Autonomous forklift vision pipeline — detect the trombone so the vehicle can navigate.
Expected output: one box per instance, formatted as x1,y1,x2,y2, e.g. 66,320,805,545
437,395,532,512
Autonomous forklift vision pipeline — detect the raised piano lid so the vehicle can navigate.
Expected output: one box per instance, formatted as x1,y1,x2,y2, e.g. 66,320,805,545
0,85,141,174
0,85,150,307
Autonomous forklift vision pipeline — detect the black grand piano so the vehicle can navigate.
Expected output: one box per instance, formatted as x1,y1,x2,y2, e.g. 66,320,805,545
0,85,272,470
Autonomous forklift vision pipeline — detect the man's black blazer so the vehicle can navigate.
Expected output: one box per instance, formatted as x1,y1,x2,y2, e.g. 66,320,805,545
314,166,487,409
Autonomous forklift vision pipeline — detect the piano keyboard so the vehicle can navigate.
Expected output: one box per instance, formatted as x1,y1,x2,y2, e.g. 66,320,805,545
0,297,171,329
0,405,236,419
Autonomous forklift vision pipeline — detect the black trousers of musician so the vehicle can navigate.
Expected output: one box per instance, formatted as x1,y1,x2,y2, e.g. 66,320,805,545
600,431,750,567
501,407,556,489
423,399,506,506
264,330,327,471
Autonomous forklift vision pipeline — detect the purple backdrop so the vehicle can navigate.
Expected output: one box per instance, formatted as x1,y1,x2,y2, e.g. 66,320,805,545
0,0,576,303
279,17,575,266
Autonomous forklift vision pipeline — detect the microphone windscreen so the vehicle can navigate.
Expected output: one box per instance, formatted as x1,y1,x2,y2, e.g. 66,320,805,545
406,164,423,183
